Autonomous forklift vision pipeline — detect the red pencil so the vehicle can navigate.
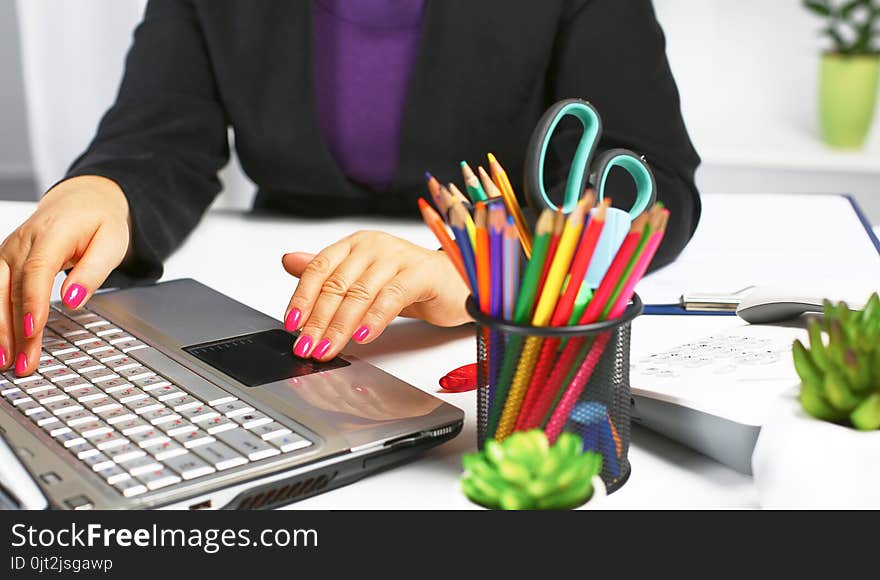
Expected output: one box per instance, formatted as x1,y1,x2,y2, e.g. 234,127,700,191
475,202,491,313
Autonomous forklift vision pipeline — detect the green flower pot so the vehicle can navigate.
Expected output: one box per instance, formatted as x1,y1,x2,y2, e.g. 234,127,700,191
819,53,880,149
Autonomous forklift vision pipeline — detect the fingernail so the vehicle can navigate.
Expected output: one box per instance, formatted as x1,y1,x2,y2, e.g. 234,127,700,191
353,326,370,343
284,308,302,332
293,335,313,357
24,313,34,338
0,347,6,368
63,283,87,309
312,338,331,359
15,352,27,375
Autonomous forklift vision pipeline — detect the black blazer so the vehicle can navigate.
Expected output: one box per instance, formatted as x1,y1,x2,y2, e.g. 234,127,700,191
65,0,701,286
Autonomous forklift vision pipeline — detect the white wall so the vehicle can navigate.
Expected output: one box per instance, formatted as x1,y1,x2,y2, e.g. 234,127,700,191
0,0,32,180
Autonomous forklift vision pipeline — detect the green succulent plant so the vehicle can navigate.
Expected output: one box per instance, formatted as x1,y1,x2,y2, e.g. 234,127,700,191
793,293,880,430
461,430,602,510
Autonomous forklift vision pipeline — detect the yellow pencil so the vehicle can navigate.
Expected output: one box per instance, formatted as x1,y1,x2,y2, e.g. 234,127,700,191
488,153,533,258
530,197,590,326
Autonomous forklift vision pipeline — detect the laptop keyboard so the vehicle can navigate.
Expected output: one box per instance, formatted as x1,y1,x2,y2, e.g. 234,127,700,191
0,305,313,499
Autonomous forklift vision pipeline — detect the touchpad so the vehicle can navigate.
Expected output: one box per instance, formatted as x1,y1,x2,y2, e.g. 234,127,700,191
184,329,350,387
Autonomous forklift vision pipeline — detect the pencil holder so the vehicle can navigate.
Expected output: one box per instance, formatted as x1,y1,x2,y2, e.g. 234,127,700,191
468,294,642,494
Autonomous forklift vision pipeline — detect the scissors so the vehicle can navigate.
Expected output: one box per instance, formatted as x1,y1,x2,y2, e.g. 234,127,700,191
523,98,657,287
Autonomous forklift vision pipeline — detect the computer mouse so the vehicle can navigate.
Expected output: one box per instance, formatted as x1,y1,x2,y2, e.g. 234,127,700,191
735,286,869,324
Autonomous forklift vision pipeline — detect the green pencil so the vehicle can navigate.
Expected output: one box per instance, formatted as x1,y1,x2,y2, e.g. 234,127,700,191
461,161,488,203
486,209,554,438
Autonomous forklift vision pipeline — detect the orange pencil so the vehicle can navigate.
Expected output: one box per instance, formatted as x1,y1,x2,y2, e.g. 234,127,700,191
475,202,491,313
417,198,469,286
488,153,533,257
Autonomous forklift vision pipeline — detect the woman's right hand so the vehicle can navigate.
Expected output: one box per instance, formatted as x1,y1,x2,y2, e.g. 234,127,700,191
0,175,132,376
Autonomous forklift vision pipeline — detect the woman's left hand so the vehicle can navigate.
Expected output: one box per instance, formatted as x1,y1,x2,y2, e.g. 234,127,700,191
282,230,471,360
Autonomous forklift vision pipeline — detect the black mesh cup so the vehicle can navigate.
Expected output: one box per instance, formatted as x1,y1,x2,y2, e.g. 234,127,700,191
466,294,642,494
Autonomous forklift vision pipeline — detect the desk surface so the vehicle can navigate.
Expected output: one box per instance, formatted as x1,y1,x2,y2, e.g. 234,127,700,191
0,199,771,509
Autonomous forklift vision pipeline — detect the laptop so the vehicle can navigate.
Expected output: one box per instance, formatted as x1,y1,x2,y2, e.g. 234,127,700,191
0,278,463,510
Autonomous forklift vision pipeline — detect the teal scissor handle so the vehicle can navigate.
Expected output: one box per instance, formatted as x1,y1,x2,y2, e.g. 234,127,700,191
524,98,656,218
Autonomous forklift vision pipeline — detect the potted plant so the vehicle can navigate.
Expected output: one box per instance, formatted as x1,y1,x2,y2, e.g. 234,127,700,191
459,430,605,510
752,294,880,508
803,0,880,148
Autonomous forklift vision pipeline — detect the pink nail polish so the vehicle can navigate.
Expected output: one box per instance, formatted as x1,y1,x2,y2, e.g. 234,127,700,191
293,335,313,357
0,347,6,368
63,283,87,309
15,352,27,375
285,308,302,332
353,326,370,342
24,313,34,338
312,339,331,359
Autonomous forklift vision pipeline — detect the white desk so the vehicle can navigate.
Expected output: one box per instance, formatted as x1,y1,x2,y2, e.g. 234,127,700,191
0,200,759,508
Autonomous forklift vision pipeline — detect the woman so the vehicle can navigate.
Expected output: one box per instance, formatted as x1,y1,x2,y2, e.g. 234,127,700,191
0,0,699,375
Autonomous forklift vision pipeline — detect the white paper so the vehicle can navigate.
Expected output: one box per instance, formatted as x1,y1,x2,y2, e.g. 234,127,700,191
636,194,880,304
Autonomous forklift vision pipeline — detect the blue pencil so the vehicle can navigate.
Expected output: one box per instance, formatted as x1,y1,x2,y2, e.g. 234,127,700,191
449,202,479,303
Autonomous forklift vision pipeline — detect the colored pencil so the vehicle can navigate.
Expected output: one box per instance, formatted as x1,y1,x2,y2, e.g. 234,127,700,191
448,183,473,211
489,204,506,318
502,217,520,320
461,161,488,203
446,186,477,248
474,202,491,313
448,202,479,299
488,153,533,258
530,197,591,326
537,210,565,299
417,198,469,287
425,173,449,218
477,165,503,200
486,210,554,438
545,210,669,441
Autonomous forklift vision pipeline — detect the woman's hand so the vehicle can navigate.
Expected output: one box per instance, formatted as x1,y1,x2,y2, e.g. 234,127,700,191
282,230,471,361
0,175,132,375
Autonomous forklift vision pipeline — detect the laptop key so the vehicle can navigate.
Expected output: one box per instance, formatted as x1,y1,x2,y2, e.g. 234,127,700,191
168,395,200,412
204,416,237,434
140,407,180,425
33,388,69,405
67,359,105,374
178,405,219,424
193,442,248,471
250,422,292,441
127,397,164,415
15,399,41,415
67,385,104,402
98,464,133,486
153,441,188,461
82,368,120,383
161,419,197,437
215,429,281,461
95,431,129,451
7,392,34,406
111,387,147,404
105,443,147,464
67,442,99,460
127,457,164,477
30,409,59,427
96,406,135,424
56,376,89,392
175,429,215,449
233,412,273,430
56,409,97,426
129,429,169,449
270,433,312,453
133,375,171,391
55,431,87,448
137,467,181,491
76,421,114,439
216,399,253,418
99,377,132,393
45,398,83,415
83,452,115,472
113,479,147,498
96,349,126,363
55,349,88,363
164,453,216,480
23,379,53,394
117,366,154,382
115,417,151,435
82,396,120,414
